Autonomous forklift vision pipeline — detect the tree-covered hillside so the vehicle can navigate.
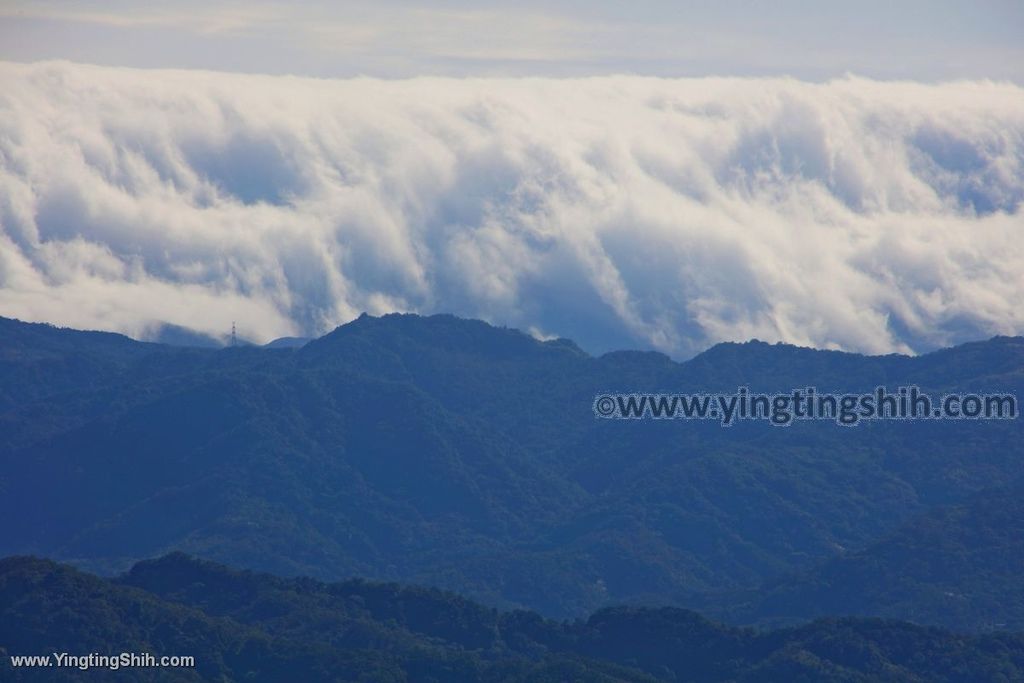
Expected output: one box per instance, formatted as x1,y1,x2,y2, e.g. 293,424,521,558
1,314,1022,626
5,555,1024,682
694,480,1024,631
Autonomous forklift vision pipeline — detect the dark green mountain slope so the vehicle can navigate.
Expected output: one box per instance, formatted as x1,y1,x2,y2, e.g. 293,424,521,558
695,480,1024,632
1,314,1022,625
5,555,1024,682
1,555,650,682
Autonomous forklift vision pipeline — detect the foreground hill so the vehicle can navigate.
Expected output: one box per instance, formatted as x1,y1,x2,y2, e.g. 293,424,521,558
4,554,1024,682
1,314,1022,626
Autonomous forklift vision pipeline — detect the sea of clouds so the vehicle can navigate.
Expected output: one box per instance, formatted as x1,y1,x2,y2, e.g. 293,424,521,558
0,61,1022,356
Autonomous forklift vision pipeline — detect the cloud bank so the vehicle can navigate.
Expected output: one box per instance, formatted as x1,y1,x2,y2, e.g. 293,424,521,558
1,61,1022,356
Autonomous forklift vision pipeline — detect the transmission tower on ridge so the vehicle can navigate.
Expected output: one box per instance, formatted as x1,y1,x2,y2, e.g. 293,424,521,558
231,321,237,347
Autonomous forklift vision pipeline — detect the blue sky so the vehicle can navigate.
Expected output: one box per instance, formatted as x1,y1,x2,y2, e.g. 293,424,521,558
1,0,1022,81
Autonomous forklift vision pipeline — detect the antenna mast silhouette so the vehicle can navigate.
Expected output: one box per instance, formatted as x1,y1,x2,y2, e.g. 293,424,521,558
230,322,237,347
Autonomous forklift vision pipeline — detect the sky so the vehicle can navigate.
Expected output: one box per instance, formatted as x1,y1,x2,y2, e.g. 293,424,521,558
0,3,1022,357
2,0,1023,82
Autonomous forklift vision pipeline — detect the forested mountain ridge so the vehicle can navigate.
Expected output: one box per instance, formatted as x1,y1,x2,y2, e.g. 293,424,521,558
4,554,1024,683
1,314,1022,626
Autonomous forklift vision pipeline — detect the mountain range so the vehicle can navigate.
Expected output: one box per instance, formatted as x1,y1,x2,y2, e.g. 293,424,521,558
1,313,1022,631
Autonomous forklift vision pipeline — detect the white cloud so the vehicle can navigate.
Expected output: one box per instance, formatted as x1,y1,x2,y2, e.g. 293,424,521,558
0,61,1022,356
